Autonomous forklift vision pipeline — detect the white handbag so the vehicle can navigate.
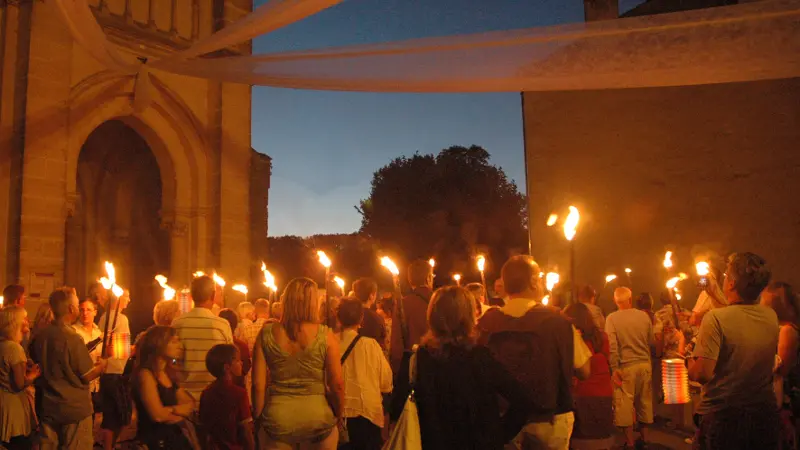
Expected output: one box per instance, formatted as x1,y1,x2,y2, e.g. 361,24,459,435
382,352,422,450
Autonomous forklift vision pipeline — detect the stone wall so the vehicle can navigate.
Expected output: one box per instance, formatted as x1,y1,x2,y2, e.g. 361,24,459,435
522,78,800,309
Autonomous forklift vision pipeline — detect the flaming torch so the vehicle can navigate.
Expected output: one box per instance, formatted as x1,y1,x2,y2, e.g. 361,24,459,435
476,255,487,293
452,273,462,286
232,284,248,296
262,263,278,303
380,256,401,300
99,261,125,356
211,273,226,309
666,274,687,328
696,261,710,289
663,251,674,271
334,277,346,297
317,251,332,327
605,274,618,286
546,213,558,227
154,275,176,301
625,267,633,287
428,258,436,277
563,206,580,304
193,271,205,278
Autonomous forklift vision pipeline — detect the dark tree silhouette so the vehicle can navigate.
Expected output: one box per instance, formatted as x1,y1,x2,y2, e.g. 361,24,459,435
357,145,527,282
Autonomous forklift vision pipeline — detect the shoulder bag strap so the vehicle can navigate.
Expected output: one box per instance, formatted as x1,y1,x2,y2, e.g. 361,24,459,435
340,334,363,365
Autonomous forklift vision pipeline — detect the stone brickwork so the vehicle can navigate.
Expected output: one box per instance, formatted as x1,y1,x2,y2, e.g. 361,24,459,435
523,78,800,306
0,0,268,317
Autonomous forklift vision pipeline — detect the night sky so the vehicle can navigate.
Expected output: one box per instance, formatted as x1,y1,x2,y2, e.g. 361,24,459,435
253,0,645,237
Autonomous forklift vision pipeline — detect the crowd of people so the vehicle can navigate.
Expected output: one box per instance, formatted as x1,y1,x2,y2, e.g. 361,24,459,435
0,251,795,450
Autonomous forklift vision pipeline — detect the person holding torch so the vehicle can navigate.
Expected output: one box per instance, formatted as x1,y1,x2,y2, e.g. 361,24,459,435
388,259,433,421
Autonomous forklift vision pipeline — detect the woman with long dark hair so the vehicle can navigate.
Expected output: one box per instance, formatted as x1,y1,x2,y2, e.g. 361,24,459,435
564,302,615,450
414,286,532,449
131,326,196,449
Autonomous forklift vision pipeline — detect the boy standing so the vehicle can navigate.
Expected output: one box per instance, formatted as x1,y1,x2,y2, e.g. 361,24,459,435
200,344,254,450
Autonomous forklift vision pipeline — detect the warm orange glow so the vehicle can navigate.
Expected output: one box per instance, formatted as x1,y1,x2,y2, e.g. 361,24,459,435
546,213,558,227
428,258,436,268
696,261,710,277
452,273,462,285
263,269,277,292
212,273,226,287
317,251,332,269
663,251,673,269
99,277,113,290
476,255,486,272
193,271,205,278
0,296,3,306
546,272,560,291
625,268,632,274
380,257,400,276
605,274,617,283
542,295,550,305
104,261,116,285
154,275,176,301
111,284,124,298
260,262,267,272
666,276,681,290
232,284,248,295
111,332,131,359
563,206,580,241
334,276,345,292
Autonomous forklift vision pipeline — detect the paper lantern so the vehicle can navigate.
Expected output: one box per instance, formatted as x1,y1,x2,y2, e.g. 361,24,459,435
178,289,192,314
111,332,131,360
662,358,690,404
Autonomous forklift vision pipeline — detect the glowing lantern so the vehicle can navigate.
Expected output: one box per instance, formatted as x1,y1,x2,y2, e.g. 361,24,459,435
178,288,192,314
111,332,131,360
662,359,690,404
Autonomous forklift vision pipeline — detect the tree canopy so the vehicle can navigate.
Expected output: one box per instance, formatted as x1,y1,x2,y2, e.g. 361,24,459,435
357,145,527,280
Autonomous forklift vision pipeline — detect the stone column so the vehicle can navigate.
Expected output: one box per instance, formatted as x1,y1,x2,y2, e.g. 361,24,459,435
162,213,190,288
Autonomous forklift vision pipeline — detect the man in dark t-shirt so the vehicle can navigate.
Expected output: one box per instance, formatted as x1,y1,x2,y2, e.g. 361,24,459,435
478,255,591,450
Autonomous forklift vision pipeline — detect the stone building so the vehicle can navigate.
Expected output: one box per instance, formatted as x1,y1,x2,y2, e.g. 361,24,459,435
523,0,800,302
0,0,270,326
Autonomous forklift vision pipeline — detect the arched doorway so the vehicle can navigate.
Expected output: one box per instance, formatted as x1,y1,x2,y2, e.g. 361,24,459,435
65,119,170,333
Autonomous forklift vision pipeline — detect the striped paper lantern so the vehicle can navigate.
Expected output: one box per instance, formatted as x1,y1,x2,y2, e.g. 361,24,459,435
111,332,131,360
178,289,192,314
662,358,689,404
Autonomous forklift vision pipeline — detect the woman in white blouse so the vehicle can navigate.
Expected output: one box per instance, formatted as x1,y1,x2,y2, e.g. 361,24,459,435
336,298,393,450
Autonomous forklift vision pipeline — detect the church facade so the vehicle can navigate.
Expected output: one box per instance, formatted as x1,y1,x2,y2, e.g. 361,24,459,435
0,0,270,317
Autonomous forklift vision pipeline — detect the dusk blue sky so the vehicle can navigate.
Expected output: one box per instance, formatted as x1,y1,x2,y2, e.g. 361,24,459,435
254,0,644,237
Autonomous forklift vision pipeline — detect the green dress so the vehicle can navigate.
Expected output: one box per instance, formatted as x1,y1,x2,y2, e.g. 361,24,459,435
258,323,335,444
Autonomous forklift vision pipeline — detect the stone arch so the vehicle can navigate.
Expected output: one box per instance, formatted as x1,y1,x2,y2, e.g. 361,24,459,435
66,71,212,285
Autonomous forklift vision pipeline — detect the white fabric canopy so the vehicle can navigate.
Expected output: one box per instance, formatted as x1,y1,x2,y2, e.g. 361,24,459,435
55,0,800,92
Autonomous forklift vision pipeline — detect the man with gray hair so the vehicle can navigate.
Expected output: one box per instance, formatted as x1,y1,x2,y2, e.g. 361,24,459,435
689,252,778,450
605,286,655,449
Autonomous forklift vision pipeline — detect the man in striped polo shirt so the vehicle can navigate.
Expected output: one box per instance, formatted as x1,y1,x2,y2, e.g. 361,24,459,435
173,275,233,400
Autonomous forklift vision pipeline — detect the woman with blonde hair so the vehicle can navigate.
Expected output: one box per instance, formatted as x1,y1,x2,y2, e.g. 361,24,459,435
414,286,532,449
0,306,40,449
152,301,181,326
252,277,344,449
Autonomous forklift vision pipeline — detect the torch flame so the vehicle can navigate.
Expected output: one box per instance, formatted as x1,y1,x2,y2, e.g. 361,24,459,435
261,262,266,272
679,272,688,280
666,276,681,290
111,284,123,298
212,273,226,287
380,257,399,276
154,275,176,301
232,284,248,295
676,292,682,301
263,269,277,292
104,261,116,285
334,276,345,291
542,295,550,305
99,277,113,290
696,261,710,277
563,206,580,241
539,272,544,278
546,272,560,292
476,255,486,272
625,268,632,274
193,271,205,278
546,213,558,227
317,251,332,269
428,258,435,268
605,274,617,283
663,251,673,269
453,274,462,282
